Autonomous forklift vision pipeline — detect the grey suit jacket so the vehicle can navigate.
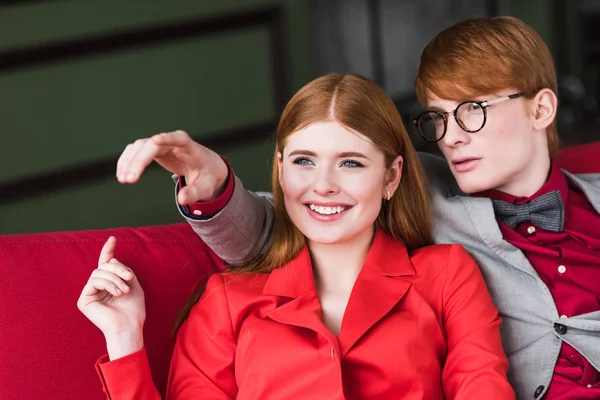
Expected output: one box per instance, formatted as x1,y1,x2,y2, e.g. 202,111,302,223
177,152,600,400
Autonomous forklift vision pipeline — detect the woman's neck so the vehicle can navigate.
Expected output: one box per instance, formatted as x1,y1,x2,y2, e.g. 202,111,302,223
307,226,375,293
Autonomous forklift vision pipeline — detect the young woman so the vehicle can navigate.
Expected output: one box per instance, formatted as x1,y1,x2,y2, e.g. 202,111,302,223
78,73,515,399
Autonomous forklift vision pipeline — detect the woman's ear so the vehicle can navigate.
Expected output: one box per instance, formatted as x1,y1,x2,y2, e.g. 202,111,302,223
531,88,558,131
384,155,403,198
277,151,283,188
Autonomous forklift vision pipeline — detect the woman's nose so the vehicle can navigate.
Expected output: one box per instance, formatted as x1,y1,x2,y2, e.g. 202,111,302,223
312,168,340,196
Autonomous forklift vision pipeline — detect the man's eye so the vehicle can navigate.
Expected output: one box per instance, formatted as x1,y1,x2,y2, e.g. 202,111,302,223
340,159,364,168
293,157,313,166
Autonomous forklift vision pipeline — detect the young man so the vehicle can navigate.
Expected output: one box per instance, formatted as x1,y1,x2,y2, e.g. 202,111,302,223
117,17,600,399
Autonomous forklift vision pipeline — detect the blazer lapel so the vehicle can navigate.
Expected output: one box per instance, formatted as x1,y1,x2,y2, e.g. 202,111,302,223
451,186,541,279
263,247,337,344
450,172,600,279
563,171,600,214
337,231,414,357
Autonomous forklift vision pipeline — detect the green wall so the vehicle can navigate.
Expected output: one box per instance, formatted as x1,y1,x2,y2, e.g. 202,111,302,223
509,0,583,79
1,0,582,235
0,0,311,234
509,0,558,56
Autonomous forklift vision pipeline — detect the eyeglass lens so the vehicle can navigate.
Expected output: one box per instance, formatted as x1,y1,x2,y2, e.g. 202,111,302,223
416,102,485,142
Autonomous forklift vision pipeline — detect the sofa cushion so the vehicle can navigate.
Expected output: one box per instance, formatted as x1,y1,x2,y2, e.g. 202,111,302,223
555,141,600,173
0,141,596,400
0,223,221,400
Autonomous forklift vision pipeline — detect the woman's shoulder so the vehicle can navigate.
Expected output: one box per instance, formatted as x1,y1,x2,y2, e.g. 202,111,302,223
192,272,272,324
409,242,464,259
206,271,270,298
408,243,473,276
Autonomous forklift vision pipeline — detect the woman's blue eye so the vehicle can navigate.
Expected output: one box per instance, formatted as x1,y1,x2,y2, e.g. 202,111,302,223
293,157,313,166
291,158,363,167
340,159,364,168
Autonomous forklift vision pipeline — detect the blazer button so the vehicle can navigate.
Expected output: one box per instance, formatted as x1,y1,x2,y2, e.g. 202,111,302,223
554,323,567,335
533,385,544,398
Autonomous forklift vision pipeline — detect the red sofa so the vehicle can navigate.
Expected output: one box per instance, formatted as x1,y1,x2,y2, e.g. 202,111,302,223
1,142,598,400
1,224,223,400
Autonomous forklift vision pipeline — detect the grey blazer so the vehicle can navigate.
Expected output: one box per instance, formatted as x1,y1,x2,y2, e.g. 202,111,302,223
177,152,600,400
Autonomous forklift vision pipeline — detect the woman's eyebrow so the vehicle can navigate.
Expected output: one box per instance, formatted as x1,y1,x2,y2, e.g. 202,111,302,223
338,151,369,159
287,150,369,159
288,150,317,157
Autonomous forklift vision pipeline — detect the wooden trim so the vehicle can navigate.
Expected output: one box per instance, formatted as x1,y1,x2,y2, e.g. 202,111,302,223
0,121,276,206
0,6,289,205
266,6,289,113
366,0,385,88
0,0,48,7
0,7,282,72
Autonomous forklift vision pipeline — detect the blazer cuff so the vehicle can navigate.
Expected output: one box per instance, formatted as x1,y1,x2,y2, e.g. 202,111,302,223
95,348,153,399
173,157,235,220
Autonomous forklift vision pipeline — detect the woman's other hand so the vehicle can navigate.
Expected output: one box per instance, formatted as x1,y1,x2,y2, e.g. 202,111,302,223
77,236,146,360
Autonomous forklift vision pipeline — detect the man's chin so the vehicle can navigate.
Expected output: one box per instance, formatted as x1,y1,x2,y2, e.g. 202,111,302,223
455,177,496,195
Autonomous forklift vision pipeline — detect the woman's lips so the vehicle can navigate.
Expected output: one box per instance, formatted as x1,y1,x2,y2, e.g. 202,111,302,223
305,204,352,222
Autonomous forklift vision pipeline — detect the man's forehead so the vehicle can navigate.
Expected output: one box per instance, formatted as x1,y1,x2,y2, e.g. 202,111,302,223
425,95,461,109
425,90,509,108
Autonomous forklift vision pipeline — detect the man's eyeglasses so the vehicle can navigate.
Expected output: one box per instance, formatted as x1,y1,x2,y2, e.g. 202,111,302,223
412,93,523,142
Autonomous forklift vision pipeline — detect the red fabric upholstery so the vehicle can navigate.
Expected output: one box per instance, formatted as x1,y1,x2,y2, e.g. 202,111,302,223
555,141,600,173
0,142,596,400
0,223,222,400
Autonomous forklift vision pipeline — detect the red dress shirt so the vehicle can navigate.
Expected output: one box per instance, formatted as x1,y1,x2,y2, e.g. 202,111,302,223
96,231,514,399
478,163,600,399
177,158,235,219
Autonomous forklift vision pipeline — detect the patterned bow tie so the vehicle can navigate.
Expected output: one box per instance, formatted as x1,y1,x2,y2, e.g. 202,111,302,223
491,190,565,232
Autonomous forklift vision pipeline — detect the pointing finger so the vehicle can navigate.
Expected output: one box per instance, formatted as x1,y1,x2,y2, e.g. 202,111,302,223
117,139,148,183
98,236,117,265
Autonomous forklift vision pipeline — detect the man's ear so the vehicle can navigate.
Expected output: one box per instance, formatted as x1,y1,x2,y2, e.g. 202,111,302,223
531,88,558,131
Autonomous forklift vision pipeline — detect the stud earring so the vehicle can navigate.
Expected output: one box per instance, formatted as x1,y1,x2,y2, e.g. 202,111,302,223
386,190,391,201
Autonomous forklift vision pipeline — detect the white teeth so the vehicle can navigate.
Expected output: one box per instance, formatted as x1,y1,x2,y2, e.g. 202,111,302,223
308,204,347,215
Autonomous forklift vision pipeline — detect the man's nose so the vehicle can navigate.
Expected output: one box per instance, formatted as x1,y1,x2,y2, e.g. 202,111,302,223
441,116,471,148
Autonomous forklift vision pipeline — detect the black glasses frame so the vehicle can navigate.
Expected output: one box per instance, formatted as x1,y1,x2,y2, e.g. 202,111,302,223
412,92,523,142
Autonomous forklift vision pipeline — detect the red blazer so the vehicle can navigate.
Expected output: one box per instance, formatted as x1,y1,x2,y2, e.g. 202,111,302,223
97,230,515,399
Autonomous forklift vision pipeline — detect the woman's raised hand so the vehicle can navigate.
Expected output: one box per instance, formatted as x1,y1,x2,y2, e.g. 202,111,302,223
77,237,146,360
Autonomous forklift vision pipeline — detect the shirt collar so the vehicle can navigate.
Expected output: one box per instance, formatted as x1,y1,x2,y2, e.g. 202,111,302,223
263,230,415,298
471,162,568,206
